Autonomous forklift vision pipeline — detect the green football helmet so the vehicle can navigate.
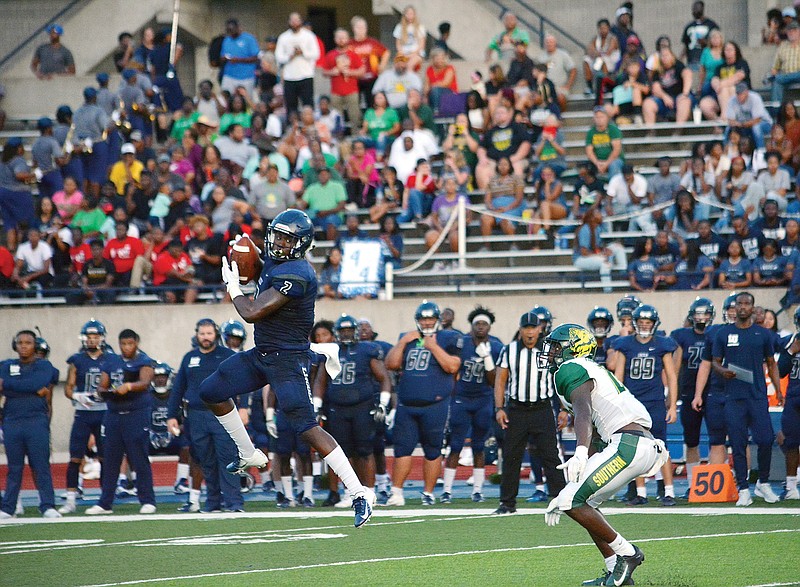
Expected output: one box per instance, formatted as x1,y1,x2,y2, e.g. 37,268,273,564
538,323,598,372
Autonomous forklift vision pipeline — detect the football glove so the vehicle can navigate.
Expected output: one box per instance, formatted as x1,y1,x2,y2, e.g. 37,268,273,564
371,404,387,424
221,257,243,299
385,408,397,430
72,392,96,409
544,497,562,527
312,396,325,424
557,445,589,483
266,407,278,439
475,341,495,371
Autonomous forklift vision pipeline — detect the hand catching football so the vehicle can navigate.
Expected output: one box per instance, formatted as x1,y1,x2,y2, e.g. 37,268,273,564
228,234,263,284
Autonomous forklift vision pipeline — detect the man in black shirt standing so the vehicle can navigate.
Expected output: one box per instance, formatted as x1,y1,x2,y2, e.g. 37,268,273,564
476,105,531,189
68,239,116,304
681,1,719,72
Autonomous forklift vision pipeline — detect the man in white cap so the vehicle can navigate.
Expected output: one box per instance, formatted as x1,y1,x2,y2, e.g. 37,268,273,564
108,143,144,196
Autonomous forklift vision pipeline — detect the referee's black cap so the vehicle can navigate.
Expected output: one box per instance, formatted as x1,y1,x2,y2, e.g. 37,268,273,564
519,312,541,327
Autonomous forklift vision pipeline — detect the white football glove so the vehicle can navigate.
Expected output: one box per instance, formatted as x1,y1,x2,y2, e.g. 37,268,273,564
312,396,325,424
221,257,243,299
385,408,397,430
266,407,278,439
475,341,495,371
557,445,589,483
72,392,95,409
544,497,562,527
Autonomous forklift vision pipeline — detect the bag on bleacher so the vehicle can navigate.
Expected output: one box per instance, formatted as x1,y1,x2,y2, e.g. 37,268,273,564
612,84,633,106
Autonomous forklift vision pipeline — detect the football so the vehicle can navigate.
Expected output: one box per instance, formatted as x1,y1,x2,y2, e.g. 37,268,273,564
228,234,263,284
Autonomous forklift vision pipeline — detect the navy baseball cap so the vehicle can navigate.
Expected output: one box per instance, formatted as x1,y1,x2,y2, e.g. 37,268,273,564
37,117,53,129
122,69,137,81
6,137,23,148
56,105,72,117
519,311,541,328
83,86,97,99
96,72,109,84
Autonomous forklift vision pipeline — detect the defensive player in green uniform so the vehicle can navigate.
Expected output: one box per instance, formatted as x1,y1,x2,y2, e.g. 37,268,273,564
538,323,669,587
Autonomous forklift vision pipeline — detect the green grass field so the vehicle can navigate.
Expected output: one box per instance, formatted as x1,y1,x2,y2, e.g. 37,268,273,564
2,503,799,586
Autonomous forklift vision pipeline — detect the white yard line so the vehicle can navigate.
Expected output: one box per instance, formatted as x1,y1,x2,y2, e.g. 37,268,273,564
0,506,797,526
76,528,800,587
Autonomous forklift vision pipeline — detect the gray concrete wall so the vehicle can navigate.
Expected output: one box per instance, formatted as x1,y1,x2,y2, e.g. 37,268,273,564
0,288,787,457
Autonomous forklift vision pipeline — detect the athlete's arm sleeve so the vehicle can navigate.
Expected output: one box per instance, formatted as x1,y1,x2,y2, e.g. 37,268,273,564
554,362,591,404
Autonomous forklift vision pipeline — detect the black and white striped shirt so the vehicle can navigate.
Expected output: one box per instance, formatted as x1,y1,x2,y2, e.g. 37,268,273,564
498,340,554,403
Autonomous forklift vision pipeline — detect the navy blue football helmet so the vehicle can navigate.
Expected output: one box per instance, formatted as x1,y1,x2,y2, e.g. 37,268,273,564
722,292,739,324
151,362,173,396
632,304,660,337
266,209,315,260
415,301,441,336
530,305,553,335
687,297,715,331
616,295,642,321
80,319,107,349
334,314,359,344
221,319,247,349
35,336,50,358
587,306,614,337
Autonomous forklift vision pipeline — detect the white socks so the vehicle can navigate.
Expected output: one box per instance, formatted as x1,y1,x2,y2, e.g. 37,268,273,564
323,446,365,498
176,463,189,483
473,468,485,494
787,476,798,491
65,490,76,506
376,473,390,493
664,484,675,498
391,486,404,497
605,555,617,572
215,409,256,459
686,461,700,488
443,468,457,494
281,476,294,500
636,486,647,498
189,489,200,505
303,476,314,501
609,533,635,557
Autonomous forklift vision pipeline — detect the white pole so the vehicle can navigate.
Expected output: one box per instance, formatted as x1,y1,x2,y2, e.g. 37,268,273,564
384,262,394,300
457,197,467,271
168,0,181,69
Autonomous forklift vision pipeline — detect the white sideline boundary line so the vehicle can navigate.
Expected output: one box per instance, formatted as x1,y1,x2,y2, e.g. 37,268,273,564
76,529,800,587
0,506,797,526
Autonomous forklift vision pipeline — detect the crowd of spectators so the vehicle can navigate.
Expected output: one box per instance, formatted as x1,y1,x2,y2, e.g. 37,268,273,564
6,4,800,302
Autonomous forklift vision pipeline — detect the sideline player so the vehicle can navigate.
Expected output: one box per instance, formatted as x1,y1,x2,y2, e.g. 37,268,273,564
692,292,737,465
59,320,111,514
540,323,668,587
670,297,715,493
777,306,800,500
313,314,391,507
612,305,678,505
587,307,614,368
198,209,375,527
605,295,640,373
442,306,503,503
385,301,462,506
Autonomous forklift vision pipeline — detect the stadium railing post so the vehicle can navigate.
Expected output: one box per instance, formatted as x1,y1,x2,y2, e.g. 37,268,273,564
457,197,467,271
384,262,394,300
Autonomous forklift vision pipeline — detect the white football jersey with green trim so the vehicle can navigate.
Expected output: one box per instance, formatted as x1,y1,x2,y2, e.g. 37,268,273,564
554,357,652,443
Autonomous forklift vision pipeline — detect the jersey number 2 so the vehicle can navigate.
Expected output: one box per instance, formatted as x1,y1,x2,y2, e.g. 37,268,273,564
279,280,292,294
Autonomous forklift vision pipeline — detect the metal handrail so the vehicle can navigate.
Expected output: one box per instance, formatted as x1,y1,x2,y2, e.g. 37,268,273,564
486,0,584,52
0,0,85,71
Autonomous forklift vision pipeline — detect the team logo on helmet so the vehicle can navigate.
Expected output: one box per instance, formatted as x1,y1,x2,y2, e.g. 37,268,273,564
569,326,596,359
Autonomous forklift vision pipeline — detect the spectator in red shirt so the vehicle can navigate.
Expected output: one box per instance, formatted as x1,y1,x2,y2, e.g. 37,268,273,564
349,16,390,111
424,47,458,112
152,239,197,303
0,244,14,289
102,220,145,286
323,28,366,130
398,158,437,222
68,227,92,275
131,225,168,288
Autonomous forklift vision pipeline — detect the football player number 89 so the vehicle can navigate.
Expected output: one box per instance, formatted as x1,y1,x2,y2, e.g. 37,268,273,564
280,280,292,294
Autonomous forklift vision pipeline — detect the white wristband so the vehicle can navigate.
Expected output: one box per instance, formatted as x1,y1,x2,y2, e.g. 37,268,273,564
379,391,391,408
266,407,275,421
484,354,495,372
574,445,589,460
312,396,323,411
227,281,244,299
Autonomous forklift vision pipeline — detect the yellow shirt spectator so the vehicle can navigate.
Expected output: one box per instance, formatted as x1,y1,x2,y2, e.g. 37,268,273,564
108,145,144,195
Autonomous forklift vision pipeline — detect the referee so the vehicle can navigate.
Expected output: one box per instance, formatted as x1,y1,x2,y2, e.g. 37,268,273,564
493,311,565,514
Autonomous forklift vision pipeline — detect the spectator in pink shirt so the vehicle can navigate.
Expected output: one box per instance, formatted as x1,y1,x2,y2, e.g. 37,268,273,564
51,176,84,222
169,146,196,188
345,139,380,208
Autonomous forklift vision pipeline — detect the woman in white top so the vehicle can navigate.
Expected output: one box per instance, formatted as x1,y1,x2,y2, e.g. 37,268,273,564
393,5,426,72
582,18,620,95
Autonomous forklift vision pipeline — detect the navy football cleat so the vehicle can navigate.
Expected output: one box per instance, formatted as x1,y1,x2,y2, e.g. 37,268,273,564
352,489,375,528
439,491,452,504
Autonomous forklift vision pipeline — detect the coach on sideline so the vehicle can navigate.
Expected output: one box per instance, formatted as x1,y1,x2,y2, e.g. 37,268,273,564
493,311,565,514
167,319,240,512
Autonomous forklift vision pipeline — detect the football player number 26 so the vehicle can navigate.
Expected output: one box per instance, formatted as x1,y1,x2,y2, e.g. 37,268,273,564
694,470,725,496
406,348,431,371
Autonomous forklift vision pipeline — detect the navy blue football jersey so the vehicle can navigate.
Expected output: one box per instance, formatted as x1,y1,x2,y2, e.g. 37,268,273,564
455,335,504,398
670,327,706,399
397,330,462,404
327,341,383,406
254,256,318,353
701,324,723,395
611,334,677,402
101,351,154,412
778,335,800,400
595,337,610,367
0,359,55,420
67,350,112,411
150,392,170,438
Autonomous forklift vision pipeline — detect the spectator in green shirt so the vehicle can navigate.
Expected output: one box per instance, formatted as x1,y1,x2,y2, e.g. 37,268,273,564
70,196,107,240
396,89,436,135
360,91,400,156
170,97,200,142
585,106,624,177
486,12,530,66
218,92,252,135
300,167,347,240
